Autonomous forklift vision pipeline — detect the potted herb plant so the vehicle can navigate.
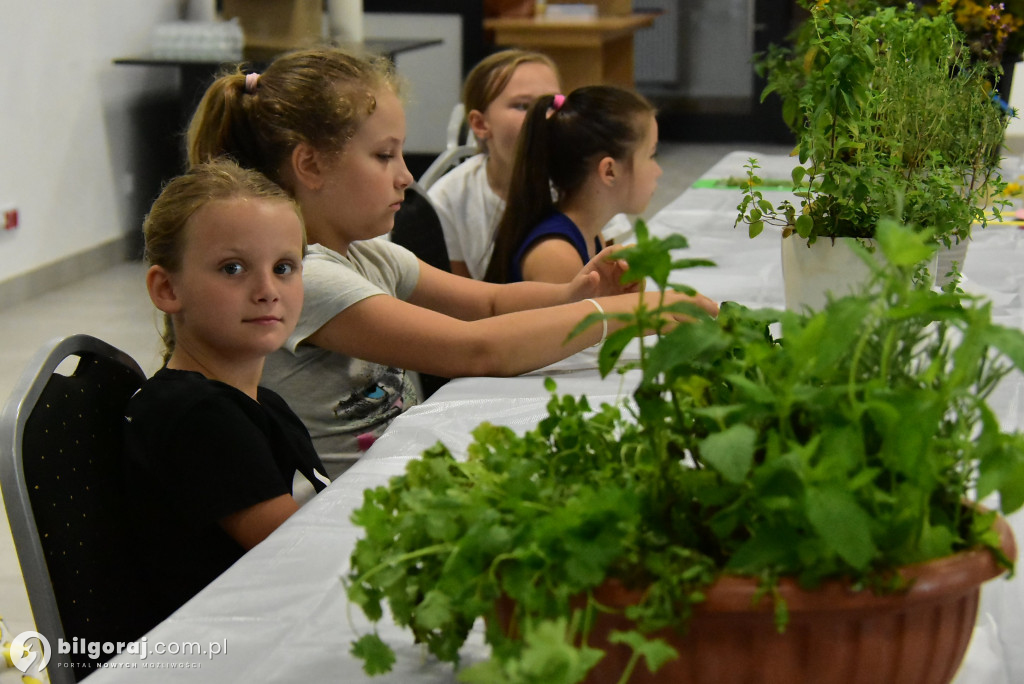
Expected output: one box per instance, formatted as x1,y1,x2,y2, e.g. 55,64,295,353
736,0,1011,309
346,221,1024,684
917,0,1024,100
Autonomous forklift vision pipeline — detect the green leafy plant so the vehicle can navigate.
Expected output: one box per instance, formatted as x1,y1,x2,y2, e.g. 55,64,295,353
804,0,1024,65
737,1,1011,246
346,220,1024,683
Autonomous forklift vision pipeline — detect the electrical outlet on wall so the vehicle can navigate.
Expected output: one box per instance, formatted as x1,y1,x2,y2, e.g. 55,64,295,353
2,205,19,231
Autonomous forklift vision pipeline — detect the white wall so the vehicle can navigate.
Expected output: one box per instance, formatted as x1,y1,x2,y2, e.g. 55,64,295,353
364,13,461,155
0,1,181,285
1006,67,1024,143
680,0,755,98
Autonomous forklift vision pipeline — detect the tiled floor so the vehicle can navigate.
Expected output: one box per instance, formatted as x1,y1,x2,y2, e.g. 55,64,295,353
0,141,791,669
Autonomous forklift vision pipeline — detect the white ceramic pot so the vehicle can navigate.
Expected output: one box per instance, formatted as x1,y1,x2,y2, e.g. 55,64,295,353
781,236,879,312
781,236,940,312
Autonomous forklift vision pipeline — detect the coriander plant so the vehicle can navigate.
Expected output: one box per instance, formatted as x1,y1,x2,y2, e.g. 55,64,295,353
347,220,1024,683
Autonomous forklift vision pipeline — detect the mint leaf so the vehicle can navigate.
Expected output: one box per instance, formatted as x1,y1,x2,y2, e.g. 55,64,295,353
806,487,877,570
700,425,757,484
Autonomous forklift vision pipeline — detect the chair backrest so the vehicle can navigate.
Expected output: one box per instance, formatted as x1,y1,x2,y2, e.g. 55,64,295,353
391,182,452,274
388,185,452,398
0,334,148,682
418,103,479,191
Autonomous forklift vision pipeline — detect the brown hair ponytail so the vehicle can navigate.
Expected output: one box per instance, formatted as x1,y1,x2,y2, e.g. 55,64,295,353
483,86,655,283
484,93,560,283
186,48,399,192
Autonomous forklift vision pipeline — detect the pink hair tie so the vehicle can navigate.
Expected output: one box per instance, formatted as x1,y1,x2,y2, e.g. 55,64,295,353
552,93,566,111
245,72,260,94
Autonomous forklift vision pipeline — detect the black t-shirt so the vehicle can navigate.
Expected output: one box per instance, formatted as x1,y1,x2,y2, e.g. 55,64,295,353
122,368,328,633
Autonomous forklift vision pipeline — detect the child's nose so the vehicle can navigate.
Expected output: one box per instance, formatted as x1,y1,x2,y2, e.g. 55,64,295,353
396,155,413,189
254,271,280,301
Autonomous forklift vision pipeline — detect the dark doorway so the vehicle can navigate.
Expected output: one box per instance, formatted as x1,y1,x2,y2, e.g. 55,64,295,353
644,0,799,144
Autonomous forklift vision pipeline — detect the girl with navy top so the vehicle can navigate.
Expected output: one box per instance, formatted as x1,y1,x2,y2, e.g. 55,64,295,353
484,86,662,284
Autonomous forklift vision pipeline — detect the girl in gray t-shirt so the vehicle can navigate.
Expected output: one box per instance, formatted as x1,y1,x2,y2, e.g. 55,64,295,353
186,48,719,477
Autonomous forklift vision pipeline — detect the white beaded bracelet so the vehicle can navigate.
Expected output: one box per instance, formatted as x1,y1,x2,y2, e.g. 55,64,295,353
584,298,608,345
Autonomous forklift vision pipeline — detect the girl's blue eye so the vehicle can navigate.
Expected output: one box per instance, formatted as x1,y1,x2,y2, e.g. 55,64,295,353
222,262,243,275
274,262,295,276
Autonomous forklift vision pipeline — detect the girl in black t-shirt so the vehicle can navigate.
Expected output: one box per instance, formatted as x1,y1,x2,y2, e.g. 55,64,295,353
123,160,330,633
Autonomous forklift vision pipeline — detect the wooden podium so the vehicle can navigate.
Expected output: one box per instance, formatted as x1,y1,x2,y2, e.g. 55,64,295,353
484,14,656,92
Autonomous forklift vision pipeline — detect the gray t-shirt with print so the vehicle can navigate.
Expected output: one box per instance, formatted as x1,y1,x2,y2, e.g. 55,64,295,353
261,238,420,466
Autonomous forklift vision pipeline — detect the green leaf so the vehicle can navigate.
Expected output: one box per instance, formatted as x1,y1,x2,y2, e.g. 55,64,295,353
670,258,717,271
414,589,454,631
699,425,757,484
978,435,1024,514
749,220,764,239
599,325,640,377
874,219,934,266
351,633,397,675
516,618,604,684
916,522,955,562
458,660,509,684
721,374,776,405
985,324,1024,372
805,487,877,571
607,631,679,673
726,524,802,573
642,320,727,380
795,213,814,238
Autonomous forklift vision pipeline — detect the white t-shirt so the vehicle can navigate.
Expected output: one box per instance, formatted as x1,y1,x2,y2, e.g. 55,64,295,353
260,238,420,475
428,153,636,279
428,153,504,280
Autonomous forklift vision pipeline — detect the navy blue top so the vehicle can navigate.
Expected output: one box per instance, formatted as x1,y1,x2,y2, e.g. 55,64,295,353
509,212,602,283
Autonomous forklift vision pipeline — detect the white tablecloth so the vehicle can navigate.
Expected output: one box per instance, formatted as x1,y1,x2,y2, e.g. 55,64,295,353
86,151,1024,683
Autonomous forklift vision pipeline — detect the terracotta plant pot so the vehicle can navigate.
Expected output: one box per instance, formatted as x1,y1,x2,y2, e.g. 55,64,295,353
498,516,1015,684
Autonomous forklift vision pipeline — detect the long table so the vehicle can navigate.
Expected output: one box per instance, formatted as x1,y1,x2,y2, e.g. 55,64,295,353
86,152,1024,683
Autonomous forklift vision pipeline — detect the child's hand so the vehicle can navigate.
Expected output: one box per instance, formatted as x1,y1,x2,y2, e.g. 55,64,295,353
571,245,642,299
662,290,720,321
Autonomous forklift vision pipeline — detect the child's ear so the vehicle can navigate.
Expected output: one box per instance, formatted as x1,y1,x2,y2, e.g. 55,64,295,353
290,142,325,191
467,109,489,143
597,156,618,187
146,265,182,315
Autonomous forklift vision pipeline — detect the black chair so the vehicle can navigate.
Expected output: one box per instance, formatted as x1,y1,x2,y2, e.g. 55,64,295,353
391,182,452,274
0,335,149,682
390,183,452,398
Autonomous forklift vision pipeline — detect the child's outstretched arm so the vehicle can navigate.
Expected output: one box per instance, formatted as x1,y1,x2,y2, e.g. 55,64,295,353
411,244,637,321
306,289,718,379
219,494,300,550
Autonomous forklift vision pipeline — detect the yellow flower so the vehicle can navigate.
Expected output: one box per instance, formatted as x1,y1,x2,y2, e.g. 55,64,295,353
1000,181,1022,196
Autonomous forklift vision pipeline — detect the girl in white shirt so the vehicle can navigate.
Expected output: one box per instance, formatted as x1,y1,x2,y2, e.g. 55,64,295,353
428,50,561,279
